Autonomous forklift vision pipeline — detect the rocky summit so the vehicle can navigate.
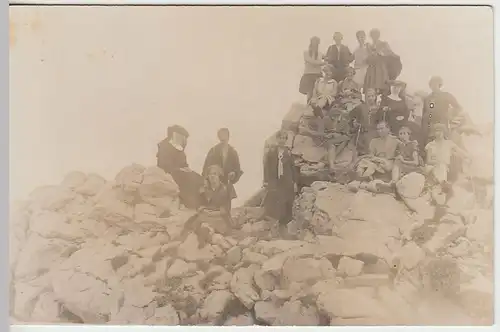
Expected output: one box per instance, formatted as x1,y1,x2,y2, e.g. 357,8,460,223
9,106,494,326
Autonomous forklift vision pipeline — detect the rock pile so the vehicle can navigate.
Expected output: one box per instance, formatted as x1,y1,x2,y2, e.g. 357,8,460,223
9,102,493,325
289,180,493,325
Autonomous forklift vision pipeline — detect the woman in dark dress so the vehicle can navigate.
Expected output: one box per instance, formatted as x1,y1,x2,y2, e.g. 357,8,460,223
349,88,380,156
376,80,410,135
364,29,391,94
263,130,298,230
181,165,231,246
156,125,204,209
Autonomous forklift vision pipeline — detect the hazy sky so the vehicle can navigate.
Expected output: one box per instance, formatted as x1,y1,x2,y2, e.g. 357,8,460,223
9,6,494,205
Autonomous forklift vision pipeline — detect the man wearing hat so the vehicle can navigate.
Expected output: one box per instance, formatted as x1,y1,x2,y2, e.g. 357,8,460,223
325,32,354,82
421,76,462,148
157,125,204,209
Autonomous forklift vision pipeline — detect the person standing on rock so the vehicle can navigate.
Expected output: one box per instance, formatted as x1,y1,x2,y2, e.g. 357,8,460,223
202,128,243,211
299,36,326,102
263,130,298,232
352,30,370,90
421,76,462,149
156,125,204,209
325,32,354,82
363,28,393,94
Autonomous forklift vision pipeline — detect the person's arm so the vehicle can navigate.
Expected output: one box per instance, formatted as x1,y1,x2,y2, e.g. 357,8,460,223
304,50,325,66
325,46,334,64
345,46,354,64
310,78,320,100
263,148,271,186
382,41,395,56
424,142,436,165
400,149,419,166
451,141,469,159
368,138,377,156
447,92,462,113
331,80,339,97
230,148,244,183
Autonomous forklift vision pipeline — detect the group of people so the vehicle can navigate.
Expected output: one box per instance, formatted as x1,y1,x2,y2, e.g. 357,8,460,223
296,30,474,212
299,29,402,102
154,30,476,238
155,124,298,237
156,125,243,236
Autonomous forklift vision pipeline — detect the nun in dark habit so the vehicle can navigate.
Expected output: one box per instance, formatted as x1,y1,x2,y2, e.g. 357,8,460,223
156,125,204,209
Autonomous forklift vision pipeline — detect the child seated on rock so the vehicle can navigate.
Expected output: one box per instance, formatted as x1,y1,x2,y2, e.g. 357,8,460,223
377,126,422,192
338,67,362,99
424,123,470,205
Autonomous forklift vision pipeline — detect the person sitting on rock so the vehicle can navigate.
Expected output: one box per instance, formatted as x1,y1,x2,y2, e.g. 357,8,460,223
323,107,354,173
308,64,339,134
156,125,204,209
262,130,298,234
349,88,380,156
180,165,231,247
377,125,422,192
202,128,243,211
338,67,362,99
309,65,338,115
424,123,470,205
355,120,399,180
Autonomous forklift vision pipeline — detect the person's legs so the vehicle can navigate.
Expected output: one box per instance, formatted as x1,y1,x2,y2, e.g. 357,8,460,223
327,144,337,171
391,161,402,186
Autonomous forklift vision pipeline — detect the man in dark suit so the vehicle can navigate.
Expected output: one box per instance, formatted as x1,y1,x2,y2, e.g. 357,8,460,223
325,32,355,83
263,131,298,230
202,128,244,211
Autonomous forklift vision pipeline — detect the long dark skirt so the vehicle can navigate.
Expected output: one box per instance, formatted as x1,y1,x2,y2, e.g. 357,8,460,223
170,169,204,209
299,73,321,96
263,182,295,225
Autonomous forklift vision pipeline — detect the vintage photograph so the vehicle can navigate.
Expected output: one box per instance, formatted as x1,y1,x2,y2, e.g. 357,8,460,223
9,5,494,326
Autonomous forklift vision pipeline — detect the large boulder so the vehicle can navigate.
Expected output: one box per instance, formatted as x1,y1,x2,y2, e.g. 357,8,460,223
291,135,327,163
29,185,77,211
230,266,260,309
199,290,234,322
316,288,388,320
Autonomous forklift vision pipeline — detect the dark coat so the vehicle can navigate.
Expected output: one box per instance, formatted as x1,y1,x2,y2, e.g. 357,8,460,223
156,139,203,209
157,138,188,173
263,146,298,223
202,143,243,200
421,91,461,147
325,44,355,69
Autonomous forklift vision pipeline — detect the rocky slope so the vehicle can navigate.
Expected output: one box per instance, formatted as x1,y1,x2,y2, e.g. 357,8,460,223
9,104,494,326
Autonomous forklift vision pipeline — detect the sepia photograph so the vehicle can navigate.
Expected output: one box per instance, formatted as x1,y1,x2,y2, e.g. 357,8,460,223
9,4,494,326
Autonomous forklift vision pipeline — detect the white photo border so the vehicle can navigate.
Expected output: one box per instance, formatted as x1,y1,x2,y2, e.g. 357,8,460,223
4,1,498,331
